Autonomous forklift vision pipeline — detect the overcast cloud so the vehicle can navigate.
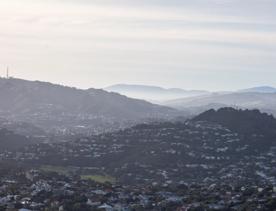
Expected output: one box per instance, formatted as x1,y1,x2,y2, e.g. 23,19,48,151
0,0,275,90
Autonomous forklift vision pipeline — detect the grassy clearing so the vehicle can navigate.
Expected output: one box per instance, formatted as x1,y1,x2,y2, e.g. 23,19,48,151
40,165,72,175
81,175,116,184
40,165,116,184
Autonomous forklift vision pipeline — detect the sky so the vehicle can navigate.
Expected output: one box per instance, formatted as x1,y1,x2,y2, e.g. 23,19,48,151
0,0,275,91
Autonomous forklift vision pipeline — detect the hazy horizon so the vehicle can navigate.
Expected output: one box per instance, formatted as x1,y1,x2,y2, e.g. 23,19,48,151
2,76,276,93
1,0,276,90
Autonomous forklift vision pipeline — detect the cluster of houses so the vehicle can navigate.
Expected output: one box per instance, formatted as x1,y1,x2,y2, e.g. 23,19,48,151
2,121,275,185
0,168,276,211
0,120,276,210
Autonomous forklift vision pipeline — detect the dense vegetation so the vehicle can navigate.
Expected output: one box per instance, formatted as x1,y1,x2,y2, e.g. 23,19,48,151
194,107,276,138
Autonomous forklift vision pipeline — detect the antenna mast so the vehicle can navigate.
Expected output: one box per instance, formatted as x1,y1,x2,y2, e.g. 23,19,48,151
6,66,9,79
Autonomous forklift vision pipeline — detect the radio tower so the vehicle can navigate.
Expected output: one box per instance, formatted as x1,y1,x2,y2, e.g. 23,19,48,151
6,66,9,79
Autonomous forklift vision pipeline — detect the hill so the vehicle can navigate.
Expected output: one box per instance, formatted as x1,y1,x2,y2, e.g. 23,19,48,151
0,78,179,135
193,107,276,138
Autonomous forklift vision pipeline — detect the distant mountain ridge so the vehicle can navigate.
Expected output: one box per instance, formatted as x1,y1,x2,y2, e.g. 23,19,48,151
164,92,276,117
105,84,209,102
239,86,276,93
0,78,179,135
105,84,276,104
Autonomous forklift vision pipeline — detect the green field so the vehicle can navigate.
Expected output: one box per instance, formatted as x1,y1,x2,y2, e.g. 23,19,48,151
81,175,116,184
40,165,74,175
40,165,116,184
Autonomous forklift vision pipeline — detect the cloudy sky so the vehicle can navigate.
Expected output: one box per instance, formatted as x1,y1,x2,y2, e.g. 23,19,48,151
0,0,275,91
